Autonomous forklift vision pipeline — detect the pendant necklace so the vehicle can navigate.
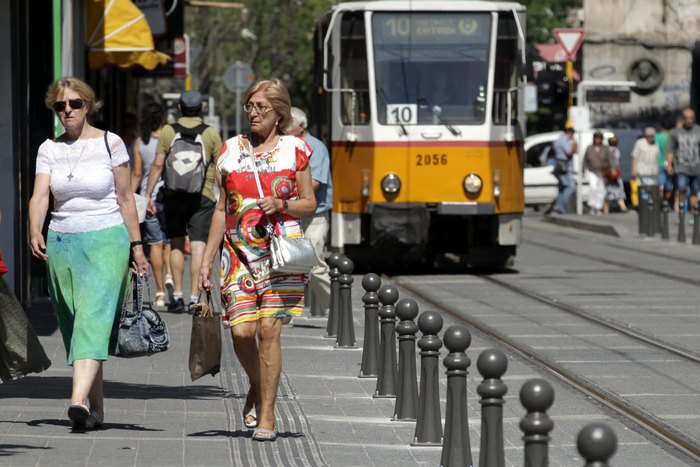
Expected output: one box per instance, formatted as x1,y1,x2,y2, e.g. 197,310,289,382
65,132,90,181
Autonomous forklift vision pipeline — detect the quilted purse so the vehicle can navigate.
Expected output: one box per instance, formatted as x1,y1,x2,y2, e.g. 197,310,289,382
248,138,316,274
111,273,170,358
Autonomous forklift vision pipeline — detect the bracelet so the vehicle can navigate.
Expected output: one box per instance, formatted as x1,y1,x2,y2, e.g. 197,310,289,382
281,199,289,213
130,240,145,249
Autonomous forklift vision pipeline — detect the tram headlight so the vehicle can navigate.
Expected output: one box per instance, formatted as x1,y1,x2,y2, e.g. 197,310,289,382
381,173,401,194
463,173,483,194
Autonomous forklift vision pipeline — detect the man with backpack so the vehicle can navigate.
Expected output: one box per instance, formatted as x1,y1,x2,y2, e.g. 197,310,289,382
144,91,223,313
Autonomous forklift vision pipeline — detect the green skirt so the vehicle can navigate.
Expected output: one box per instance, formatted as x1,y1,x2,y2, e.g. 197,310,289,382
46,224,130,365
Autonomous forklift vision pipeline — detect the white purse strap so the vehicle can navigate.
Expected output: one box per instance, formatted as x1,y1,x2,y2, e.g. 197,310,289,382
248,137,266,199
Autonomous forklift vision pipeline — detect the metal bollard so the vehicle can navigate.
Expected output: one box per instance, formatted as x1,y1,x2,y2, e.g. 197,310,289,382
662,200,670,240
325,253,342,338
440,325,473,467
652,189,662,233
477,349,508,467
393,298,419,421
693,210,700,245
678,204,686,243
308,286,324,317
577,423,617,467
637,185,648,235
335,257,356,348
412,310,443,446
646,187,656,236
374,284,399,398
359,273,381,378
520,379,555,467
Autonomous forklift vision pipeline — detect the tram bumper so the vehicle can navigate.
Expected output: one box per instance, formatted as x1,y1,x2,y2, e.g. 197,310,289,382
369,204,430,261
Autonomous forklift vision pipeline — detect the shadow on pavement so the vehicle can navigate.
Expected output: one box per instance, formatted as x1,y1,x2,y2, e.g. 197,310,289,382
0,376,223,400
188,429,306,439
24,418,162,433
0,444,51,456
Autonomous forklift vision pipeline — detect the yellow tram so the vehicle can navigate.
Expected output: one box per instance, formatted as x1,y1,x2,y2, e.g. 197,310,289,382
311,1,526,268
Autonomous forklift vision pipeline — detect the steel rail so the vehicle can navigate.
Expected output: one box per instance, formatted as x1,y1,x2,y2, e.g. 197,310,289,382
393,277,700,463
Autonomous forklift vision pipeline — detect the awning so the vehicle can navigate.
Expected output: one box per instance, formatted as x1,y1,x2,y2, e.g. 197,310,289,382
86,0,170,70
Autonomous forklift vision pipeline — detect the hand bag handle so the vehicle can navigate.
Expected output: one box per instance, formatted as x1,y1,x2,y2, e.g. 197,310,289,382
247,136,283,236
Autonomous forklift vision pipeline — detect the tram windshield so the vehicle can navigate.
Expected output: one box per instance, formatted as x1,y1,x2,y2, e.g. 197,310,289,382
372,12,491,126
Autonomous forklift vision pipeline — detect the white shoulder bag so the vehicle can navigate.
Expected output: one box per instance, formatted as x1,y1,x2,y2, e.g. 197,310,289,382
248,138,316,274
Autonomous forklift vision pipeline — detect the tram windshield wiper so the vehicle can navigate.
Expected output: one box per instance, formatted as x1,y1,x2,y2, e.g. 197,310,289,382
417,97,461,136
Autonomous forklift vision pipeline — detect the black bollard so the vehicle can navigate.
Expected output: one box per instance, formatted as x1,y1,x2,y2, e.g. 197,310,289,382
693,211,700,245
519,379,555,467
393,298,419,421
652,189,662,233
662,200,670,240
335,256,356,348
308,285,324,317
412,310,443,446
374,284,399,398
477,349,508,467
359,273,381,378
637,185,648,235
325,253,342,338
577,423,617,467
440,325,473,467
646,188,656,236
678,204,687,243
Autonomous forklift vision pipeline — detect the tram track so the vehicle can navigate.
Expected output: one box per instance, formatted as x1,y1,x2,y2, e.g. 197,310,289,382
391,274,700,463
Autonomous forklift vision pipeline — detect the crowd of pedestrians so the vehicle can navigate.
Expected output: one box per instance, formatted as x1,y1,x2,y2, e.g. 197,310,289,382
4,76,333,440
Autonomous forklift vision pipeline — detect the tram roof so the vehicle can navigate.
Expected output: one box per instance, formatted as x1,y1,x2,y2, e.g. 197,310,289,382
329,1,526,13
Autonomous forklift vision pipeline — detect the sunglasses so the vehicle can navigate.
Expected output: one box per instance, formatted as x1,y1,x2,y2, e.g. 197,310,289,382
53,98,85,113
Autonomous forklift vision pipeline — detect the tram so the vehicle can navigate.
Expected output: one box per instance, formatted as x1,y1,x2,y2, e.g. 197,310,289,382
311,1,527,268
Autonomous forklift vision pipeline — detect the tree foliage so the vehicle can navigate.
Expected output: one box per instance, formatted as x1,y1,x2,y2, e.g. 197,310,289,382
185,1,333,135
520,0,582,44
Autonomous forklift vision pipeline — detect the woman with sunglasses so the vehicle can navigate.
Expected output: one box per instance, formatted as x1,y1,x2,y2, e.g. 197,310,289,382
199,79,316,442
28,77,150,430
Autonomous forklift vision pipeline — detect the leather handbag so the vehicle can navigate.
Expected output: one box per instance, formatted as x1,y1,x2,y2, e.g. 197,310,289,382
552,158,568,175
111,273,170,358
248,138,316,274
188,292,221,381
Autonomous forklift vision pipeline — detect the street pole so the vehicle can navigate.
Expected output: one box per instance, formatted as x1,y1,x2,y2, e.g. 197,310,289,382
565,60,574,128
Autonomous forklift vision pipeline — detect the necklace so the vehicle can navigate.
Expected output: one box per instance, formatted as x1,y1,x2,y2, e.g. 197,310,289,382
65,135,90,181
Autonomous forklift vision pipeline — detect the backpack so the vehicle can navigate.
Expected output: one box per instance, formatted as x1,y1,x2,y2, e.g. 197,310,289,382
164,122,209,193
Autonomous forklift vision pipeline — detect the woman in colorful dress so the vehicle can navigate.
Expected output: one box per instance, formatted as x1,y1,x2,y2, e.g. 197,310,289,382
199,79,316,442
28,77,150,430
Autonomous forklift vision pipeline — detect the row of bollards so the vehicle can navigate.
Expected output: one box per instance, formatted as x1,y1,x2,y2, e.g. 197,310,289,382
316,263,619,466
637,185,700,244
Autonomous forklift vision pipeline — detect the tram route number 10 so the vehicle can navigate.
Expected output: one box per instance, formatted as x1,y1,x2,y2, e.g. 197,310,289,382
387,104,417,125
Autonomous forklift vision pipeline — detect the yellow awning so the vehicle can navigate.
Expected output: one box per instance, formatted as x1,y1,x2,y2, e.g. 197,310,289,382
86,0,170,70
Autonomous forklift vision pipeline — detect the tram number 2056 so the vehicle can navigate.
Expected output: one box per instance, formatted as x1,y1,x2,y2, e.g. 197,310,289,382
416,154,448,166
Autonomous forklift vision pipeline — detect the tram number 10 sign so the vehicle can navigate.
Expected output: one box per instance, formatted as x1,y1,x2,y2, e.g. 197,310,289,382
387,104,418,125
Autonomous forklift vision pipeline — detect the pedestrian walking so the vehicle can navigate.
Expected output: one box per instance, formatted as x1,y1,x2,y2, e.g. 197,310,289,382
28,77,150,430
604,134,627,213
631,127,661,188
131,102,174,308
144,91,223,312
544,127,577,215
665,107,700,214
655,119,673,201
0,208,51,383
583,131,613,215
199,79,317,442
286,107,333,315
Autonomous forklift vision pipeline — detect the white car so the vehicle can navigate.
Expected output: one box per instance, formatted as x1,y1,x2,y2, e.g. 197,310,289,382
524,129,624,207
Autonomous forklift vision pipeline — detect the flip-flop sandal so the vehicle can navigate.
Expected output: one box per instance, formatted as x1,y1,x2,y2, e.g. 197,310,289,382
252,427,277,442
67,403,89,429
243,404,258,429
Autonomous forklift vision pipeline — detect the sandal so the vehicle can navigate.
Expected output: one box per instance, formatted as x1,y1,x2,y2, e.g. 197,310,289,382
252,426,277,442
154,291,166,308
243,404,258,429
67,403,89,429
165,275,174,300
85,410,104,429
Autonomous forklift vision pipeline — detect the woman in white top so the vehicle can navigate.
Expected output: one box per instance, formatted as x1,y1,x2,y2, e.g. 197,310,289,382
131,102,173,308
28,77,150,430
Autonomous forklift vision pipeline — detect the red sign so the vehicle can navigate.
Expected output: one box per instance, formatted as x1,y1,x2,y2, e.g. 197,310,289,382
173,37,187,78
553,28,585,61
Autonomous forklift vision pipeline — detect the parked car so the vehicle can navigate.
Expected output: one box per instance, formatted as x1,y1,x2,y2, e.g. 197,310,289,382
524,128,642,208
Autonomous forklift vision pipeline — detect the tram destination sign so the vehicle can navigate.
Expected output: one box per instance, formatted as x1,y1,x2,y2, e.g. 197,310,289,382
375,14,489,43
585,89,631,103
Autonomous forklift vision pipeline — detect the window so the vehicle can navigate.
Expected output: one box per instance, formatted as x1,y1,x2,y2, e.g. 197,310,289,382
492,13,519,125
340,12,370,125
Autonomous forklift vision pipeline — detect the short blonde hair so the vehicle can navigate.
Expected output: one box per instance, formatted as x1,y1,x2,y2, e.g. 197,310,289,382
243,79,292,131
45,77,103,116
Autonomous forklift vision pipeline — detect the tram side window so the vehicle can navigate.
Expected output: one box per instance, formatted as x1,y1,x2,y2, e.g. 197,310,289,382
493,14,519,125
340,12,370,125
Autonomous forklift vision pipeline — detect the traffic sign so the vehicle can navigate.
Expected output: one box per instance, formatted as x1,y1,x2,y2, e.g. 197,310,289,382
553,28,585,61
223,61,254,93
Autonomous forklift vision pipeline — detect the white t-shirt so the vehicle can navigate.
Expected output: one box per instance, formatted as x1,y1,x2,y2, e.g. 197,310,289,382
36,131,130,233
631,138,660,177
